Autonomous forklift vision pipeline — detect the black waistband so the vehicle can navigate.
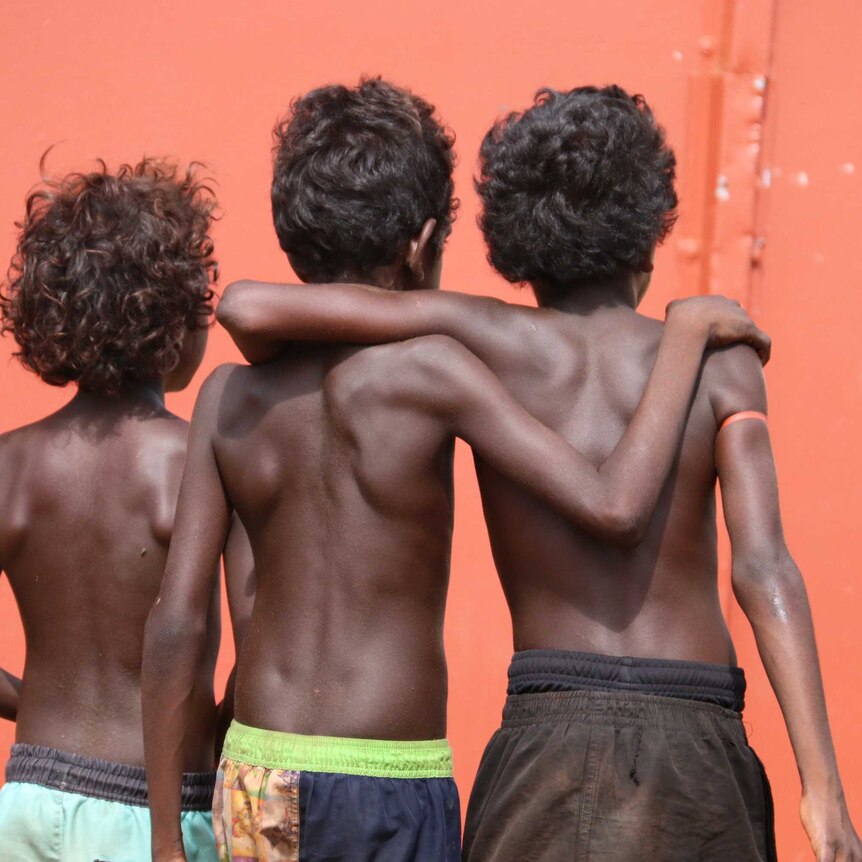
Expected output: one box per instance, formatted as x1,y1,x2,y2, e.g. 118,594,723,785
508,649,746,712
5,744,216,811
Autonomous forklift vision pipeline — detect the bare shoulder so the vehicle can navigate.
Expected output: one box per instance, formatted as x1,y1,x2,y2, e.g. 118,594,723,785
327,336,482,416
197,362,245,402
701,344,767,423
0,418,53,482
0,425,28,493
343,334,479,384
425,289,570,373
136,413,189,479
189,363,246,421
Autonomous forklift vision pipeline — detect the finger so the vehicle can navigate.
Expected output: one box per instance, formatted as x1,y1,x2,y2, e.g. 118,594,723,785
749,328,771,366
758,335,772,366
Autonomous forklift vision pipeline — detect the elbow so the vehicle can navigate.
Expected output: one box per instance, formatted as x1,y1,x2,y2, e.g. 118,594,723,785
598,503,648,549
143,602,207,679
731,548,807,616
215,281,255,334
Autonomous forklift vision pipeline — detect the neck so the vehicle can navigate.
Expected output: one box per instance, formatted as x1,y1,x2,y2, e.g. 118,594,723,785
533,273,642,315
70,381,166,412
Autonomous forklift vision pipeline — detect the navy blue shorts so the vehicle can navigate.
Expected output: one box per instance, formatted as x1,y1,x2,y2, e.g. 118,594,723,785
215,721,461,861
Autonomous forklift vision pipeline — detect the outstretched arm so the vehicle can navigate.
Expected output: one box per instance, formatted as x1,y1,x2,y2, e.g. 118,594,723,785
217,280,770,368
391,304,760,544
713,347,860,862
142,369,233,862
216,279,523,367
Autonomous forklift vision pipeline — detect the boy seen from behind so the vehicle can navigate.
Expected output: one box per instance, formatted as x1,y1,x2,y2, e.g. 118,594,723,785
0,159,229,862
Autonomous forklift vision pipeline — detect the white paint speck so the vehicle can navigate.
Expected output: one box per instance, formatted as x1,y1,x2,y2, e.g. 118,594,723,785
760,168,772,188
753,75,767,93
794,171,810,187
672,50,684,62
715,175,730,202
842,162,856,175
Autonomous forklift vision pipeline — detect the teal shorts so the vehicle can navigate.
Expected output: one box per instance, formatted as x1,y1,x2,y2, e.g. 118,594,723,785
0,744,217,862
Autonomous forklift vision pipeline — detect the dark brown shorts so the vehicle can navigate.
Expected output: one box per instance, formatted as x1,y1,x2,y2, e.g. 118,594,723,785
463,683,776,861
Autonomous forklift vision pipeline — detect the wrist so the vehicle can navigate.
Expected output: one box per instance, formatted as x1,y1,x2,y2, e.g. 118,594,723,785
802,773,845,802
665,301,708,337
663,309,709,349
152,832,185,857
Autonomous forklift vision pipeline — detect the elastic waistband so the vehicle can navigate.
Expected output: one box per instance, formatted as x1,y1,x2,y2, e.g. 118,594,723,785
508,649,746,712
222,721,453,779
5,744,216,811
501,689,748,745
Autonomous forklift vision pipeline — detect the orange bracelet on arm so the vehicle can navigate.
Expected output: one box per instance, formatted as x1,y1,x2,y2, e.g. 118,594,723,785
719,411,768,433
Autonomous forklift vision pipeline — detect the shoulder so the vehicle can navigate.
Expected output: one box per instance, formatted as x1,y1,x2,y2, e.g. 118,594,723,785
701,344,767,423
132,418,189,511
0,426,24,489
0,419,46,474
327,336,484,415
371,334,481,387
190,363,246,416
421,289,566,373
198,362,244,397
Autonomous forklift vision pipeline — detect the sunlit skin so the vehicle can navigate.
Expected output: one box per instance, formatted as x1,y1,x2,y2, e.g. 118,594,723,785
139,201,771,862
217,239,860,859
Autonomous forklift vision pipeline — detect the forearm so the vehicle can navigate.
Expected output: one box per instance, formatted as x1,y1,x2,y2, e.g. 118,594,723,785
217,280,479,364
593,317,708,537
734,560,844,795
0,668,21,721
218,280,392,363
142,607,208,856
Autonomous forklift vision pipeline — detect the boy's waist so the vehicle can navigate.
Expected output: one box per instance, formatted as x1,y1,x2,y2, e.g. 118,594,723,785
222,720,453,779
5,744,215,810
507,648,745,712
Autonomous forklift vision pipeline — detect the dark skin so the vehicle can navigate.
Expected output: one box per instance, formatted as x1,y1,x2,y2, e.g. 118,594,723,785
216,513,256,753
0,326,246,772
143,217,770,860
219,233,860,860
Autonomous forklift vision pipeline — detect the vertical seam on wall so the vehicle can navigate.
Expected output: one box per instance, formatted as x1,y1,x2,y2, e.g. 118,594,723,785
715,0,779,621
745,1,781,317
677,0,779,619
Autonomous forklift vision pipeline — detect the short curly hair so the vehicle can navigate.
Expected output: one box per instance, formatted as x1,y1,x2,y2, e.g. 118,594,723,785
271,77,457,283
476,85,677,294
1,158,217,396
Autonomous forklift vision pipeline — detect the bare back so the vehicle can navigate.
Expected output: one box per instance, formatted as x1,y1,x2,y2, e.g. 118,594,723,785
0,397,220,768
477,306,749,665
212,343,455,741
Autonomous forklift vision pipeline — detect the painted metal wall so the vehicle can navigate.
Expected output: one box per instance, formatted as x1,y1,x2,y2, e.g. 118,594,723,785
0,2,858,857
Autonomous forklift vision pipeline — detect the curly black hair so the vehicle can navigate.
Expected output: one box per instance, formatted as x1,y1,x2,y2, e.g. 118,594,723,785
271,77,457,283
1,158,217,396
476,85,677,295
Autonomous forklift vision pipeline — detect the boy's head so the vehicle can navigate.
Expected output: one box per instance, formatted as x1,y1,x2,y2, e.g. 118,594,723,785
476,85,677,305
271,77,456,290
1,158,216,397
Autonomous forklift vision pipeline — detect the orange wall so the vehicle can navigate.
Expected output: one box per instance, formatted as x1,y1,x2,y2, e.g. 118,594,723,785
0,2,858,858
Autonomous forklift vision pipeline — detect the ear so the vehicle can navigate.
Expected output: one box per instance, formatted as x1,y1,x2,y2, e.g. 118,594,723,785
641,247,656,273
405,218,437,281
